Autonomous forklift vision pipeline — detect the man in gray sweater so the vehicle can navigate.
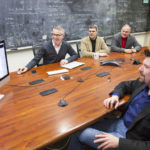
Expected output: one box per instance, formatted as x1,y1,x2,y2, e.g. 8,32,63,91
17,25,78,74
111,24,141,53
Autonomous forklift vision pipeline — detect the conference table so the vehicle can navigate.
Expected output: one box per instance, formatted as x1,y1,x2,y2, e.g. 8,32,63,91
0,47,148,150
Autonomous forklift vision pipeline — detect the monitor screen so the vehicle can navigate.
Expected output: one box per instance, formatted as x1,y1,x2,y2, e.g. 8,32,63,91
0,40,10,88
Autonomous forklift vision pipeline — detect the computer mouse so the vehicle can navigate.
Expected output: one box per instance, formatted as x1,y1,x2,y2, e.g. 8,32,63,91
58,99,68,107
17,71,22,74
100,60,120,67
61,75,70,80
77,77,84,82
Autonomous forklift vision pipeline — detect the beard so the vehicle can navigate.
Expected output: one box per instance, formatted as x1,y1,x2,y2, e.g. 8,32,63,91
139,78,144,83
139,72,145,83
139,72,150,88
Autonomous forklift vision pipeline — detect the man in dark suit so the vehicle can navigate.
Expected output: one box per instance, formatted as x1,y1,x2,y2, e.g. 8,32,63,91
17,25,78,74
68,49,150,150
111,24,141,53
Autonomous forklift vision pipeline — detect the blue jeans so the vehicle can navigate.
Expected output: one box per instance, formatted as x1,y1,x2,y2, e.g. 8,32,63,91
68,118,127,150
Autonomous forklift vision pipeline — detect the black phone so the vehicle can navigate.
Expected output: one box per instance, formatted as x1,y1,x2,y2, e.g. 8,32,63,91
40,88,58,96
96,72,110,77
81,66,92,71
29,79,44,85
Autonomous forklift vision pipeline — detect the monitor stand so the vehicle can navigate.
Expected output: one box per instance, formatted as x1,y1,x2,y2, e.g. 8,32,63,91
0,94,4,99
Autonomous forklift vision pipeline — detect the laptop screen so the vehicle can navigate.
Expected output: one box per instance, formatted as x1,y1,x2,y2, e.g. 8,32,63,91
0,40,9,87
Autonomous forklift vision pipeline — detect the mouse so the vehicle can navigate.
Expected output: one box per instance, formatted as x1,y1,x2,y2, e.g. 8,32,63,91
100,60,120,67
61,75,70,80
77,77,84,82
58,99,68,107
17,71,22,74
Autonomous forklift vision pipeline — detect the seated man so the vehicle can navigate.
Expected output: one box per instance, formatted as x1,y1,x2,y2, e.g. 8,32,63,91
68,49,150,150
111,24,141,53
81,24,109,57
17,25,78,74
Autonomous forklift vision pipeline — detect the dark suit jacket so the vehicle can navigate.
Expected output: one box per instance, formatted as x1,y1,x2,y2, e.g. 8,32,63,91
110,79,150,150
26,40,78,70
111,33,141,52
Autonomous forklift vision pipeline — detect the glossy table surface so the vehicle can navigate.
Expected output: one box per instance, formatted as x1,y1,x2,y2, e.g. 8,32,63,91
0,47,147,150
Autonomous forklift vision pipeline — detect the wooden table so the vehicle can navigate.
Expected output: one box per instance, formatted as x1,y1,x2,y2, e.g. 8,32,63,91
0,47,147,150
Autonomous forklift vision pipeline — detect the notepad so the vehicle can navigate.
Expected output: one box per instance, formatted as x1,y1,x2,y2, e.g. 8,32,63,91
47,69,69,75
61,61,85,69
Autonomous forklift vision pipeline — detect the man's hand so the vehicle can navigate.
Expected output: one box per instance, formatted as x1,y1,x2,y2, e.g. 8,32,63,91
17,67,28,74
94,132,119,150
131,49,136,53
60,59,69,65
124,49,132,53
104,95,119,109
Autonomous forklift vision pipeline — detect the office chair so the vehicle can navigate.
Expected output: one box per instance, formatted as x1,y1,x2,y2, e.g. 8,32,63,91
32,44,44,66
76,41,82,58
104,36,113,50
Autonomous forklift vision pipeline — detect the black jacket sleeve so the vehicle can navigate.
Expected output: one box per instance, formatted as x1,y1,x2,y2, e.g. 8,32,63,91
119,138,150,150
65,42,78,63
109,78,142,99
26,46,45,70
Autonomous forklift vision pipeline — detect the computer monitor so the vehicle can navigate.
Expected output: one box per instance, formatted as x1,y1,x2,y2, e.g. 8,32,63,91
0,40,10,99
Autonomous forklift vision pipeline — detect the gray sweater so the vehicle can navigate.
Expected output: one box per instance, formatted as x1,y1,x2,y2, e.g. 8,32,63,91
26,40,78,70
111,33,141,52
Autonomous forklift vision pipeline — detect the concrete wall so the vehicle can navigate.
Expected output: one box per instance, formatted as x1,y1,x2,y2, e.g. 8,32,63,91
7,32,150,72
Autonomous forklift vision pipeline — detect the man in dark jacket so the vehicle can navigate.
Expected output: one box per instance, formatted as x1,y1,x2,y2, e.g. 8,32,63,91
68,49,150,150
17,25,78,74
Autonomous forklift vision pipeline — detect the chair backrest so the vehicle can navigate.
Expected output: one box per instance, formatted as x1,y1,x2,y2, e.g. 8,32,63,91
104,36,113,50
32,44,44,66
67,41,82,58
76,41,82,58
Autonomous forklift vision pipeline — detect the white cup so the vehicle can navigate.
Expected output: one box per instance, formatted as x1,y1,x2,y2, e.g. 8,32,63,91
93,53,99,59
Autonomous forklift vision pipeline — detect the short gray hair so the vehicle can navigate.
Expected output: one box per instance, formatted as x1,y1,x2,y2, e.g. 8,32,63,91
53,25,65,34
122,24,131,32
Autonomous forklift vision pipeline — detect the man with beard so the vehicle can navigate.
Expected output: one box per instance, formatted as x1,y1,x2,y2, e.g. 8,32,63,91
68,49,150,150
17,25,78,74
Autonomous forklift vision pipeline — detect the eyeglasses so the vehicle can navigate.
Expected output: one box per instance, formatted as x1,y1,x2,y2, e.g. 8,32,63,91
52,33,63,37
89,30,96,33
